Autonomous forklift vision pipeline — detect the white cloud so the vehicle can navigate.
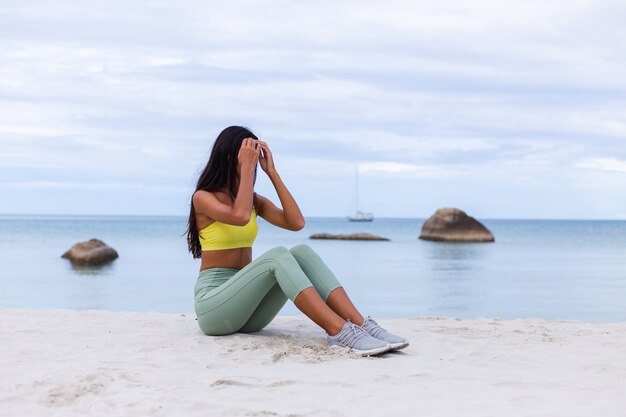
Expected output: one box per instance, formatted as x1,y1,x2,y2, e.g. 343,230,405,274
576,157,626,174
360,162,422,173
0,180,187,192
359,161,463,179
0,0,625,217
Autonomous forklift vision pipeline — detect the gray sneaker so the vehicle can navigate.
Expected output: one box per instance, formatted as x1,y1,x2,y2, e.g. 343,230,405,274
327,321,392,356
361,316,409,350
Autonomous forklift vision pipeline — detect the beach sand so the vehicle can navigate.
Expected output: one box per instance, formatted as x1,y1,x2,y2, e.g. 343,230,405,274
1,308,625,416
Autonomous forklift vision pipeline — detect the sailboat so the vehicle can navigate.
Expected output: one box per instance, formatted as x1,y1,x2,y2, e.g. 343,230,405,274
347,165,374,222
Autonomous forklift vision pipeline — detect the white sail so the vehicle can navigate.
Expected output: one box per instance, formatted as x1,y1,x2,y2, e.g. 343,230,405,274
347,165,374,222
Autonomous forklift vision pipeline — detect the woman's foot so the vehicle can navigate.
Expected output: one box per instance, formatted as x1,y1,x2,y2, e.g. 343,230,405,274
327,321,392,356
360,316,409,350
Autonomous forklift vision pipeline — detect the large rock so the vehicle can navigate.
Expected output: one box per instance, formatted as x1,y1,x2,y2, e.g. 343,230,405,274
310,233,389,241
62,239,119,266
419,208,494,243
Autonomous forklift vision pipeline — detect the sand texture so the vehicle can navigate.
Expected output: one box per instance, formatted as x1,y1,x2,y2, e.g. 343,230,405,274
1,308,626,416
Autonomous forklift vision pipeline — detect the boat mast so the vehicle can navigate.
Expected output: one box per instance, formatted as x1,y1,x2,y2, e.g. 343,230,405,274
355,165,359,213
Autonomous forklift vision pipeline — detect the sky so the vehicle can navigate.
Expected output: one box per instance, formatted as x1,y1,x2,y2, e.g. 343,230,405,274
1,0,625,219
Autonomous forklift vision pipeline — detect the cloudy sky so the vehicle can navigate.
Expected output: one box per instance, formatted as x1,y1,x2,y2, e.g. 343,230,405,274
1,0,625,218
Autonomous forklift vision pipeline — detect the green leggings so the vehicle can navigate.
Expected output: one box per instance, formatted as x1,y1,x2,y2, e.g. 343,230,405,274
194,244,343,336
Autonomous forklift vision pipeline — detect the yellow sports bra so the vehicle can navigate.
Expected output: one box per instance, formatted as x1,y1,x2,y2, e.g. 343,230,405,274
198,208,258,251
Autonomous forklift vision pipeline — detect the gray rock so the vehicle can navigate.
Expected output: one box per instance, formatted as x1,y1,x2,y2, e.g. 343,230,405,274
62,239,119,266
419,208,494,243
310,233,389,241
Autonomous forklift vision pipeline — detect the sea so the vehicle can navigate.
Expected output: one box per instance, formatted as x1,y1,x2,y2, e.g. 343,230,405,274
1,215,625,322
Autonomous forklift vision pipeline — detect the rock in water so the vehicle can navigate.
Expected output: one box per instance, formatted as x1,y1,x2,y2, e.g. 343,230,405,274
419,208,494,243
310,233,389,241
62,239,119,266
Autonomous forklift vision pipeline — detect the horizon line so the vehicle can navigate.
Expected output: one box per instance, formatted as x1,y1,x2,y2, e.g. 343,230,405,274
1,213,625,222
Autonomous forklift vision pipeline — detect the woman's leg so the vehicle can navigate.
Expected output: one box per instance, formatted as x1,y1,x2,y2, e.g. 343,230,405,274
326,287,365,326
195,246,344,336
288,244,409,351
238,283,287,333
289,244,365,325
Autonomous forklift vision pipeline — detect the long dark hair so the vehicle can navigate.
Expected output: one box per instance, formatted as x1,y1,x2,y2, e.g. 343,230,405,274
186,126,260,259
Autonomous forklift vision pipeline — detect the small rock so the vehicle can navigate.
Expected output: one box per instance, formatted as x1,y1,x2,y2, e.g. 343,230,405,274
419,208,494,242
309,233,389,241
61,239,119,266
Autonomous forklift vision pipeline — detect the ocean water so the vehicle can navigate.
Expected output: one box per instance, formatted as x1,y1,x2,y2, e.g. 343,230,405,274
1,215,625,322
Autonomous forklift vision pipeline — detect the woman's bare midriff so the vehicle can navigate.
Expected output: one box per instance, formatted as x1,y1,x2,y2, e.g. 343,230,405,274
200,247,252,271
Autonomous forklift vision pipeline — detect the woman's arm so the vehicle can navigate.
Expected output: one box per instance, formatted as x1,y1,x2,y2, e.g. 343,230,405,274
257,141,305,231
193,138,259,226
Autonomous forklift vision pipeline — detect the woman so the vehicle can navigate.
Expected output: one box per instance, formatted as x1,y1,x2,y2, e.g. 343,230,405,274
186,126,408,356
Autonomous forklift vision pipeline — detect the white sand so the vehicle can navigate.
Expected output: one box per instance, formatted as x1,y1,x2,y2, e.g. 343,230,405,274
1,308,625,416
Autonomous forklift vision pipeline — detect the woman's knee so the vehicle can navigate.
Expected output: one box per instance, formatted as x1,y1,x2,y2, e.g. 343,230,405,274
289,243,316,258
254,246,293,266
262,245,291,259
290,244,324,265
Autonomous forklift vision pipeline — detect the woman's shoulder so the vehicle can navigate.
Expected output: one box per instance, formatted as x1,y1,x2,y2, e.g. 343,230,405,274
193,189,230,205
253,192,268,203
194,189,260,213
253,192,268,215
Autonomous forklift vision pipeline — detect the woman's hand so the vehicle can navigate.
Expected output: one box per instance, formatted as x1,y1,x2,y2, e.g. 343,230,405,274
257,140,276,175
237,137,260,172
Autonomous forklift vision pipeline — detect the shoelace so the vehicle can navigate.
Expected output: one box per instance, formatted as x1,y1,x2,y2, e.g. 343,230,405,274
362,316,386,339
336,322,370,347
